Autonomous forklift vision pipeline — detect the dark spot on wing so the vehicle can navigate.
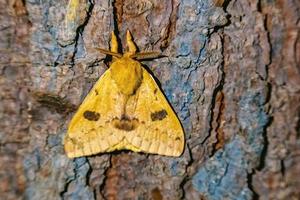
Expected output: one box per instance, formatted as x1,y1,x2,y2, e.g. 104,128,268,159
151,109,168,121
83,110,100,121
95,89,99,95
112,116,138,131
121,114,130,120
175,137,181,141
154,88,158,94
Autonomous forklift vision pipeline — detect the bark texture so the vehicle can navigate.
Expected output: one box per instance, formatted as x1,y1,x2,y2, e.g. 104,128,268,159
0,0,299,199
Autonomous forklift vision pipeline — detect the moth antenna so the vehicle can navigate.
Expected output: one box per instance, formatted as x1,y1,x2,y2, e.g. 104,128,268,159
111,31,118,53
96,32,122,59
130,52,162,60
126,30,137,54
96,48,122,58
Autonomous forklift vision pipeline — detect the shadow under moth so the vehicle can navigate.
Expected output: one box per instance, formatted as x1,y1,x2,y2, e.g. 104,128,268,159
64,31,185,158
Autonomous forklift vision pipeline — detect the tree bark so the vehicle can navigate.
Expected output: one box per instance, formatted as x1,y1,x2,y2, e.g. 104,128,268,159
0,0,299,199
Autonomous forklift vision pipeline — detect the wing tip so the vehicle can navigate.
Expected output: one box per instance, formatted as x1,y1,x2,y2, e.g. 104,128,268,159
66,152,77,158
64,146,78,158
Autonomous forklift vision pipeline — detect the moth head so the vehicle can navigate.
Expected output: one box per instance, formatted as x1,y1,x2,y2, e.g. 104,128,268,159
96,30,161,61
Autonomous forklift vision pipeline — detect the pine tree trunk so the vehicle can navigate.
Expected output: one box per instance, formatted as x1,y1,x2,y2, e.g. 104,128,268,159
1,0,299,199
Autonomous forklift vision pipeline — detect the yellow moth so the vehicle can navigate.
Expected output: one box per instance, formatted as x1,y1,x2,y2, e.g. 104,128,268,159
64,31,185,158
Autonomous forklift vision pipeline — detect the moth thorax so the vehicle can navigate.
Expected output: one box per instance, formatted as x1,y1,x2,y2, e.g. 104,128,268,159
110,58,143,95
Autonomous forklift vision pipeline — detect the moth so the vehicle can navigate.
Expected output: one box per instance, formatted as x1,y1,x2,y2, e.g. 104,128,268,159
64,31,184,158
